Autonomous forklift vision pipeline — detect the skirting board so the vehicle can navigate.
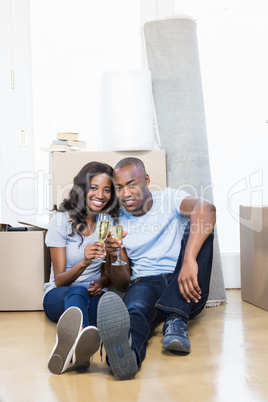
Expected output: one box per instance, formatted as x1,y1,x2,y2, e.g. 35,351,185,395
221,253,241,289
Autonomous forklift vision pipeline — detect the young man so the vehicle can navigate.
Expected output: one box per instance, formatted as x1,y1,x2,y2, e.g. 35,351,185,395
97,157,216,380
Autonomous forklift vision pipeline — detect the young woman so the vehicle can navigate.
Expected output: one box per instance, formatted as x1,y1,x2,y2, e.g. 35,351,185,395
43,161,119,374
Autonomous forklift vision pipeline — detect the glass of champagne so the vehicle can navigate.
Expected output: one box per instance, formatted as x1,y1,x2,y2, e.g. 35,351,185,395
92,213,110,262
110,222,127,266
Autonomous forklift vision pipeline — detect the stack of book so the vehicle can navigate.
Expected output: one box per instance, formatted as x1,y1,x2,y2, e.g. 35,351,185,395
42,133,87,152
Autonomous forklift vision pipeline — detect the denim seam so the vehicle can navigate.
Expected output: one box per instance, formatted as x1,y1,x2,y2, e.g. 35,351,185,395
155,303,190,320
137,309,159,356
189,295,208,316
181,238,186,261
86,301,90,327
155,290,209,320
161,274,170,287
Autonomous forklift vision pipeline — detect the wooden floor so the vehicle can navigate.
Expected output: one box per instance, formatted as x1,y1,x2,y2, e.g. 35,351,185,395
0,290,268,402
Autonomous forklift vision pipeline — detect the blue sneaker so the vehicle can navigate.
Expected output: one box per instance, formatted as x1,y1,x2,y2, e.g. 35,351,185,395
97,292,138,380
162,317,190,353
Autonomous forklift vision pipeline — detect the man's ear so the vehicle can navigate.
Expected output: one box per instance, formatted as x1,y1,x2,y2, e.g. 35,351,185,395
145,174,150,187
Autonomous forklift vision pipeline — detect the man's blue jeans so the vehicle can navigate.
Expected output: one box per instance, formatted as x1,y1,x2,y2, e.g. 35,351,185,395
123,223,214,366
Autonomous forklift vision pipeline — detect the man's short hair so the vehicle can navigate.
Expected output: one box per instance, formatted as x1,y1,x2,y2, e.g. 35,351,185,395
114,157,146,175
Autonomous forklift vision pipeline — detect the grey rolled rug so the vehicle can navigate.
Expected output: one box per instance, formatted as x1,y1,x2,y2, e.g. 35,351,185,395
143,17,226,306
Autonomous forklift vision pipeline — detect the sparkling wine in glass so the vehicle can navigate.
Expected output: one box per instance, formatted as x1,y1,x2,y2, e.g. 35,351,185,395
92,213,110,262
110,224,127,266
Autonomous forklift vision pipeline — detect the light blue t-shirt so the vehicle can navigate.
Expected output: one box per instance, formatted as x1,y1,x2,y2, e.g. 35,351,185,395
44,212,104,299
119,188,190,279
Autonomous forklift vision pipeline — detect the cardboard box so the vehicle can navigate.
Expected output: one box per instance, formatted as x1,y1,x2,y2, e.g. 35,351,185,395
0,228,50,311
240,206,268,311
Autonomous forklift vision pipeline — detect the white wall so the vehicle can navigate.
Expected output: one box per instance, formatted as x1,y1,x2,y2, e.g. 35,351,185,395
175,0,268,255
30,0,143,189
0,0,36,226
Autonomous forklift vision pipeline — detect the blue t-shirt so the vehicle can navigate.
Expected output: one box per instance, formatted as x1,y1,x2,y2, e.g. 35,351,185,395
119,188,190,279
44,212,104,299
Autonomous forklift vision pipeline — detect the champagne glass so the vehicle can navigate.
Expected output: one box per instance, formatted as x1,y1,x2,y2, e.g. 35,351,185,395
92,213,110,262
110,222,127,266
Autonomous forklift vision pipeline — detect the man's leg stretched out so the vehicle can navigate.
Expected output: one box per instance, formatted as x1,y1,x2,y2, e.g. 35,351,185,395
155,224,214,353
97,276,165,380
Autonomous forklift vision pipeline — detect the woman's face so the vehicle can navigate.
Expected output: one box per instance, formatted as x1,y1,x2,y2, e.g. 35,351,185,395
86,173,112,212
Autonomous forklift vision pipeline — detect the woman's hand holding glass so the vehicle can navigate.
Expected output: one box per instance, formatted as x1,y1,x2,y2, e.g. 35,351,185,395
83,241,107,267
92,213,111,262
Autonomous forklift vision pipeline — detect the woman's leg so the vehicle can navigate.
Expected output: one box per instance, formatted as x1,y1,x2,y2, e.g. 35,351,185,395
87,293,104,326
44,286,102,374
44,286,90,327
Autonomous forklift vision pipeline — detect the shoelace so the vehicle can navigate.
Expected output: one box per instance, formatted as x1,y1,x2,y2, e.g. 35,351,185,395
165,319,188,337
100,342,104,362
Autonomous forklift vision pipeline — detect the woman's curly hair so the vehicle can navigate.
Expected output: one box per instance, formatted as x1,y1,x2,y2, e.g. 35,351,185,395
56,161,119,242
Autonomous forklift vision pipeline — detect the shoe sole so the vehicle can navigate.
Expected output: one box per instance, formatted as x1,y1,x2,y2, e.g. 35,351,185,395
73,326,100,371
48,307,82,374
163,339,190,353
97,292,138,380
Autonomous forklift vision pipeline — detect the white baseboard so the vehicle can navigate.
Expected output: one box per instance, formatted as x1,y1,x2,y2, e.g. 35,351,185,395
221,253,241,289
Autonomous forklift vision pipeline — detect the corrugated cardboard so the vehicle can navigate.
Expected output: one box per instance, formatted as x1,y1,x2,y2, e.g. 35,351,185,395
240,206,268,311
0,228,50,311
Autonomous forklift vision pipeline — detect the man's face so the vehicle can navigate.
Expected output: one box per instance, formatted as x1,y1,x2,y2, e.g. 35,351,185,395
113,164,150,216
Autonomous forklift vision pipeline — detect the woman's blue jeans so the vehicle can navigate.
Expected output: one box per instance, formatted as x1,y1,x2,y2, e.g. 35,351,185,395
123,223,214,366
43,285,103,327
